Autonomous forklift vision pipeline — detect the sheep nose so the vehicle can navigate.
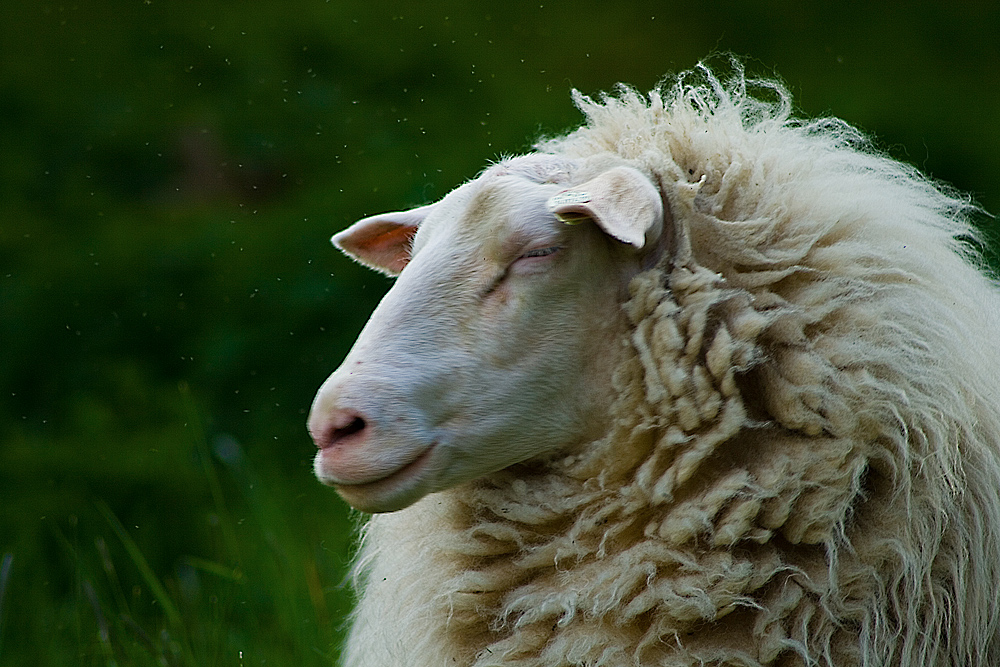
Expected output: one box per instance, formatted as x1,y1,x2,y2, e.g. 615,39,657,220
310,408,369,451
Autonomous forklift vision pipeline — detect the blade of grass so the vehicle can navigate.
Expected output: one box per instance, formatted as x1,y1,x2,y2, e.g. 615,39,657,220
95,535,133,619
178,381,242,566
47,517,85,652
0,553,12,658
95,501,180,628
95,500,197,667
81,579,114,660
303,555,330,634
180,556,244,582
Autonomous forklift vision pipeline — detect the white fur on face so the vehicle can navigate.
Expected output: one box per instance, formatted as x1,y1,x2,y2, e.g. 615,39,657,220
309,157,651,512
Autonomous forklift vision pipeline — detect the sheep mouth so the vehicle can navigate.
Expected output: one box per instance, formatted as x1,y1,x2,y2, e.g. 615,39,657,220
324,444,438,513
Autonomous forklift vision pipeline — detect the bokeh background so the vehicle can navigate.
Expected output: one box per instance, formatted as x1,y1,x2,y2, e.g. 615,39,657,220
2,1,998,664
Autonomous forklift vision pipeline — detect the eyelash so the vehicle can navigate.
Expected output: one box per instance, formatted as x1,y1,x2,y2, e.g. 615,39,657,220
518,246,562,259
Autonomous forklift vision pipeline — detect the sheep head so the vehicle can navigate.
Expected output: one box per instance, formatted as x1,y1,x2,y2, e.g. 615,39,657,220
308,155,667,512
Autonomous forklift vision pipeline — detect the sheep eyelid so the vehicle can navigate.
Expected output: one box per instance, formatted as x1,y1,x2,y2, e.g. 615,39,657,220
479,246,562,299
517,245,563,259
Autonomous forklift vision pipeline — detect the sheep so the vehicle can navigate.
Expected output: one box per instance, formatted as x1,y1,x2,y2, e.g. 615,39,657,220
307,61,1000,667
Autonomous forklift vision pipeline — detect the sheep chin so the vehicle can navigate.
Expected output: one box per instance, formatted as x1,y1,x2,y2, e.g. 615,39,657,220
320,444,438,513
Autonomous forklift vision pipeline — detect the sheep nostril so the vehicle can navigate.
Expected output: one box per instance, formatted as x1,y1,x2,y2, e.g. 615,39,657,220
334,416,366,441
311,409,369,450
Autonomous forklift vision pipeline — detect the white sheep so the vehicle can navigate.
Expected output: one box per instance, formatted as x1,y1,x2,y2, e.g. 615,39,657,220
308,62,1000,666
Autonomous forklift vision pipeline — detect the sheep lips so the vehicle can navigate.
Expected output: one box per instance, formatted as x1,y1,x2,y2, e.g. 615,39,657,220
311,408,437,513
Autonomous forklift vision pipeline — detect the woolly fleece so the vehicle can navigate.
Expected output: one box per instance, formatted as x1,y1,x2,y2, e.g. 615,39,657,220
341,62,1000,667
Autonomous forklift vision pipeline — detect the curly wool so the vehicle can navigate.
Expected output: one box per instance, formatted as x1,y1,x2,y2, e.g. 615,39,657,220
343,62,1000,666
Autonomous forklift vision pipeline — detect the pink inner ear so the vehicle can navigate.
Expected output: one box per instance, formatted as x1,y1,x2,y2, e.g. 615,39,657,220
334,218,418,275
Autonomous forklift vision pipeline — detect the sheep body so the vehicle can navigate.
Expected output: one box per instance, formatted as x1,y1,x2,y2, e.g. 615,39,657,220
334,63,1000,666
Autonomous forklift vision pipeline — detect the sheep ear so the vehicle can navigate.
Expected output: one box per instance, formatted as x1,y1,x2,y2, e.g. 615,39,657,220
332,205,434,276
547,166,663,249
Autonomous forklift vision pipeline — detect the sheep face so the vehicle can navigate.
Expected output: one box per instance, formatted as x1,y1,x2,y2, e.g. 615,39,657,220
309,155,665,512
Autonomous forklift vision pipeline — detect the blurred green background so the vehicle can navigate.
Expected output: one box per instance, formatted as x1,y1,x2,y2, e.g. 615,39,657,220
1,1,997,665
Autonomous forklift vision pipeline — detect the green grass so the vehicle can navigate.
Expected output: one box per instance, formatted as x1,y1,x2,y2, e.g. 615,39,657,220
0,384,357,667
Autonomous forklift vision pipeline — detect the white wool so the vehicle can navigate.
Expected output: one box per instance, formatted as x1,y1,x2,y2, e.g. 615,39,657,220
342,61,1000,666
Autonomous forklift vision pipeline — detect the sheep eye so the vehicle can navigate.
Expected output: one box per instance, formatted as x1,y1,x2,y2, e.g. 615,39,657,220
519,246,561,259
481,245,562,299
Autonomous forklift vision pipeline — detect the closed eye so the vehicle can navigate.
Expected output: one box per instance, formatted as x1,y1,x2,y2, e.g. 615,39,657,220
480,246,563,298
519,246,562,259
